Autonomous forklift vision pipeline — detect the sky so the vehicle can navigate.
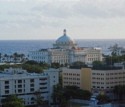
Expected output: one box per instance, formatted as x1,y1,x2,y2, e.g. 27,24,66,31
0,0,125,40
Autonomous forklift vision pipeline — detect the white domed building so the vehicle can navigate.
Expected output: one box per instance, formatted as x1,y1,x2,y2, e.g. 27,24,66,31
29,29,102,65
53,29,77,49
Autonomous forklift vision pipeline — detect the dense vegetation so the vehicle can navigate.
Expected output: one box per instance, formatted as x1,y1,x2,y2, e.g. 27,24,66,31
70,61,88,69
52,84,91,107
92,60,123,70
2,95,24,107
113,85,125,100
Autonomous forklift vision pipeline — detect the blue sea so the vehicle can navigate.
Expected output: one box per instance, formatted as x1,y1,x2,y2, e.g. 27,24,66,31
0,39,125,55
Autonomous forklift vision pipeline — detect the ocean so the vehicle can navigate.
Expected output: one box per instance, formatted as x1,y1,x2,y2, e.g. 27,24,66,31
0,39,125,55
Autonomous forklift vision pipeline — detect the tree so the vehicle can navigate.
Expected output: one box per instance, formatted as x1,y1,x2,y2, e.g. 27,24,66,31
70,61,87,69
113,85,125,100
64,86,91,100
109,43,120,56
34,90,45,107
92,61,104,69
52,84,68,107
51,62,60,69
2,95,24,107
96,94,110,104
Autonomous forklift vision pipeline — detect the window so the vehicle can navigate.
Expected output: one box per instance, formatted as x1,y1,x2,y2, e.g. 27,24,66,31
5,86,9,89
40,83,47,85
30,88,34,92
5,90,9,94
5,81,9,84
18,89,22,93
40,87,47,89
18,80,22,83
18,85,22,88
30,79,34,82
30,84,34,87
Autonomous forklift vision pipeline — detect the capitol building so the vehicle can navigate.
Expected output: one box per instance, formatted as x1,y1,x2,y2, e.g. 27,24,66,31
29,29,102,65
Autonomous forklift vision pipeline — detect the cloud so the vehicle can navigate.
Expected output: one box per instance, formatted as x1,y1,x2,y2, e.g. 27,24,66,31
0,0,125,39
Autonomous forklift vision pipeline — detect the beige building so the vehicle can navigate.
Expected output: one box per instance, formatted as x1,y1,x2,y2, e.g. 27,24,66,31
62,68,125,96
62,68,91,91
91,69,125,95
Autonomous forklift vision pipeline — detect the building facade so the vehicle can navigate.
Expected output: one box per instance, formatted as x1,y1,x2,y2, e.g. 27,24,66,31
28,29,102,65
0,68,59,106
62,68,125,97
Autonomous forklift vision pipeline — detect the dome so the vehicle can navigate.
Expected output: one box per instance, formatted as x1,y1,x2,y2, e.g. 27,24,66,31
56,29,73,43
53,29,77,49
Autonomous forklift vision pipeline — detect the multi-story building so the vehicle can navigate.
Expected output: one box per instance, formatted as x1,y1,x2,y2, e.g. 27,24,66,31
28,49,49,63
0,68,59,106
29,29,102,65
62,67,125,97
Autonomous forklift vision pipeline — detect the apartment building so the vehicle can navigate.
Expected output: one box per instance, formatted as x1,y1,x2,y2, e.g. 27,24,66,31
0,68,59,106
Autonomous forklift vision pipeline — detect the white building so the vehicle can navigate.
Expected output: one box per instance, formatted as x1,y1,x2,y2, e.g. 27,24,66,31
0,68,59,106
29,29,102,65
29,49,49,63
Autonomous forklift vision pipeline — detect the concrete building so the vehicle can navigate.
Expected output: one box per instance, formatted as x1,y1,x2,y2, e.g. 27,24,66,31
62,68,91,91
29,29,102,65
62,68,125,97
28,49,49,63
0,68,59,106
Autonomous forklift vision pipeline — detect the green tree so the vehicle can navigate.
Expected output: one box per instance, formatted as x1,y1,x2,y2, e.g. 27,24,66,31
2,95,24,107
96,94,110,104
34,90,45,107
70,61,87,69
64,86,91,100
51,62,60,69
109,43,119,56
52,84,68,107
113,85,125,100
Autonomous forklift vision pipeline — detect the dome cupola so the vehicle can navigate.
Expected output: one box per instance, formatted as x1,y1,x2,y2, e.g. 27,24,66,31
53,29,77,49
56,29,73,44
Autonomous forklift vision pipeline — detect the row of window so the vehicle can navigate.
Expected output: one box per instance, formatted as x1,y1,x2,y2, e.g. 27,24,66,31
92,72,125,75
106,77,125,79
92,77,125,80
92,81,125,84
92,86,114,89
88,54,99,57
92,73,104,75
64,81,80,85
92,82,104,84
4,87,48,94
52,60,68,63
32,57,47,60
92,77,104,80
63,73,80,76
63,77,80,80
5,79,35,84
31,52,47,55
88,58,99,61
